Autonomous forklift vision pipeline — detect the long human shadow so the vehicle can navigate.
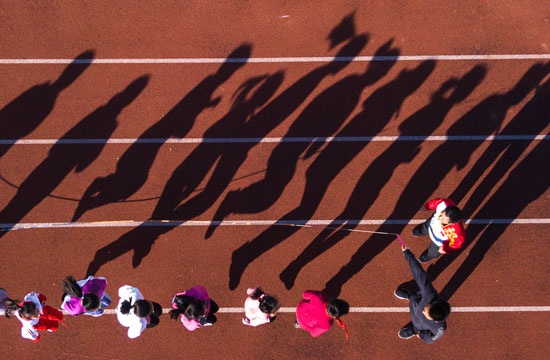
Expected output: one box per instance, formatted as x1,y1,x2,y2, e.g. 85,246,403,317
440,138,549,300
206,39,397,232
225,40,420,290
0,76,149,237
0,50,94,159
279,64,486,290
424,64,550,283
71,45,252,222
85,24,370,276
148,73,284,219
206,36,381,240
321,62,546,297
170,21,368,227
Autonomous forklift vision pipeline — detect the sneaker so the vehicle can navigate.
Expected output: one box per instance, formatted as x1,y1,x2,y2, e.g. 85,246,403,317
88,308,104,317
202,322,213,327
398,325,416,339
293,320,301,329
412,223,425,236
394,288,410,300
419,252,431,263
242,317,250,325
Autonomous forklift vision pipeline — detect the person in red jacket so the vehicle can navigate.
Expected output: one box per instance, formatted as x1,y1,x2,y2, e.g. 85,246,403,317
294,290,349,340
3,291,64,342
412,198,465,262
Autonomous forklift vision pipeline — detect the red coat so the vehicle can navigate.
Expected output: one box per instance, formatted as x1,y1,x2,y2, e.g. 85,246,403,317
296,290,333,337
424,198,466,252
16,292,63,342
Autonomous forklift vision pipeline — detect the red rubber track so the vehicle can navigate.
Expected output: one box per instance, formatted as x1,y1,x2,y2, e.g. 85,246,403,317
0,2,549,359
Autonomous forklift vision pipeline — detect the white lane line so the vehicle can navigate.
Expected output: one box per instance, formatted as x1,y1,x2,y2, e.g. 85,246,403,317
0,134,548,145
1,54,550,64
76,306,550,315
1,219,549,231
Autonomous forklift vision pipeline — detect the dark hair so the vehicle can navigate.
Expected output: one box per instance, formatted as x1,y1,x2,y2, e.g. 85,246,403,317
444,206,462,223
119,298,152,318
60,276,83,298
429,301,451,322
170,295,205,321
326,299,350,318
3,298,39,319
60,275,100,311
82,293,100,311
250,287,280,314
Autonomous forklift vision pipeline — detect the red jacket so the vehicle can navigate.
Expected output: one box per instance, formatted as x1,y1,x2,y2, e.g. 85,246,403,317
424,198,465,252
296,291,333,337
16,292,63,342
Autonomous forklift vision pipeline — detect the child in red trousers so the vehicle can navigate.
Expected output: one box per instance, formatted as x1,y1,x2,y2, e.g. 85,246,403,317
3,291,64,342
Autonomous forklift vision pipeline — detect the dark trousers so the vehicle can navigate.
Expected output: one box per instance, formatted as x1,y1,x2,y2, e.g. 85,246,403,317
147,315,160,328
420,239,441,262
414,217,442,262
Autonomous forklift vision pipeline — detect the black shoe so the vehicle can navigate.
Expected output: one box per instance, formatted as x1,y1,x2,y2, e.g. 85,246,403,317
412,223,425,236
419,252,431,263
394,288,411,300
398,325,416,339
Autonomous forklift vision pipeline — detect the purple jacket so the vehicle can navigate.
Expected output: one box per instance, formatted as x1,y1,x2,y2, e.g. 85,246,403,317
62,276,108,315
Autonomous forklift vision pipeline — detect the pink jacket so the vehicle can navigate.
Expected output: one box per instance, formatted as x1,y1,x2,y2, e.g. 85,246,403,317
172,286,210,331
244,288,271,326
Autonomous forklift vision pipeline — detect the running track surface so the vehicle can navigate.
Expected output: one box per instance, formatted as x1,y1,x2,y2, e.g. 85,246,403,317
0,2,549,359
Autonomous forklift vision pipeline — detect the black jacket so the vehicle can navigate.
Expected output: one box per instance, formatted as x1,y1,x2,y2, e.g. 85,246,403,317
404,249,447,344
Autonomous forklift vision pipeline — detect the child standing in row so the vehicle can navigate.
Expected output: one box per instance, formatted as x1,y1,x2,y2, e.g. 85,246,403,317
170,285,217,331
295,290,350,340
3,291,64,342
0,287,8,316
60,275,111,317
116,285,162,339
242,287,280,326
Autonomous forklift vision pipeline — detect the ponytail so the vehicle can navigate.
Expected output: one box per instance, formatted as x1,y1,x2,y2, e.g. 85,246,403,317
169,294,204,321
249,287,279,314
61,276,100,311
60,276,83,298
3,298,38,320
3,297,21,318
119,299,133,315
170,295,189,320
249,287,265,300
327,298,350,340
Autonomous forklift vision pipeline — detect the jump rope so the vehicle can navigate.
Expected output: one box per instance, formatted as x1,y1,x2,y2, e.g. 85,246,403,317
284,222,405,245
0,220,406,246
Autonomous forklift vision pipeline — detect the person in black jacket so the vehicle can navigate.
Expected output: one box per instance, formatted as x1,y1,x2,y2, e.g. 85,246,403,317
394,246,451,344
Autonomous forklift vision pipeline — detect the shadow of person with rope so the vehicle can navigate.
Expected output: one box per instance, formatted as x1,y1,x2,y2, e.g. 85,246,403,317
280,64,484,291
71,45,253,222
422,64,550,286
85,17,370,276
149,72,284,222
226,38,407,290
0,76,149,237
440,137,549,300
205,15,369,240
0,50,94,159
321,62,545,297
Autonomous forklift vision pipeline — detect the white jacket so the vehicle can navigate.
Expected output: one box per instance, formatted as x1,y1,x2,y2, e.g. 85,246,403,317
116,285,147,339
